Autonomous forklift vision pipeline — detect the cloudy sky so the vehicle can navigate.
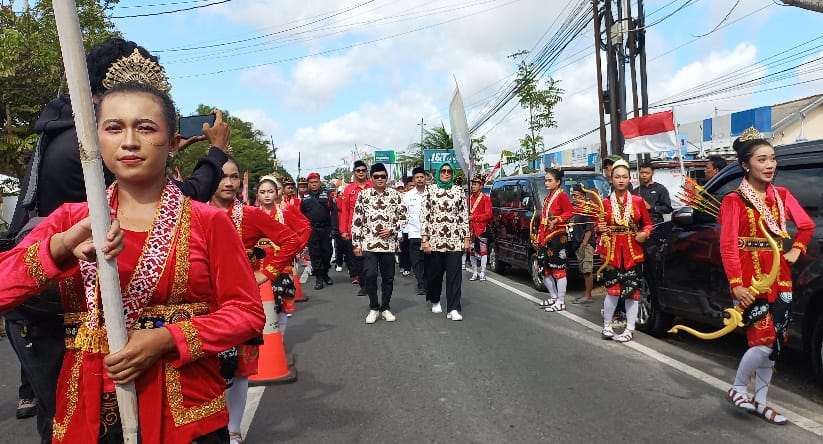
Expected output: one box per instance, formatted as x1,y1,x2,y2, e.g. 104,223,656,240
108,0,823,176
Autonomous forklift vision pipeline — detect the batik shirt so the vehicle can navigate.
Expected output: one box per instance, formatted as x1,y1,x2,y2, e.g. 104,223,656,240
351,187,407,253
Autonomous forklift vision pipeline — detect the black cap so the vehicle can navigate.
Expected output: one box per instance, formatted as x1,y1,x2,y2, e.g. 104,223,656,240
370,163,387,175
411,166,426,176
353,160,367,170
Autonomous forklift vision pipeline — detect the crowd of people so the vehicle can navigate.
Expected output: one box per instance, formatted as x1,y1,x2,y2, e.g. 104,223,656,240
0,35,814,444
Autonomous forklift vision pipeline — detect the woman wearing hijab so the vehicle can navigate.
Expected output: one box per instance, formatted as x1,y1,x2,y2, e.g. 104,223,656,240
421,162,470,321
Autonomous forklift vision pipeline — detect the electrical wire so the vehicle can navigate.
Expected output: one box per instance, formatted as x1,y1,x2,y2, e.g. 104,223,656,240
111,0,232,19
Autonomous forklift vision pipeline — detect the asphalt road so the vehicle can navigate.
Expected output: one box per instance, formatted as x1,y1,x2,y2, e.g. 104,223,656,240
1,266,822,443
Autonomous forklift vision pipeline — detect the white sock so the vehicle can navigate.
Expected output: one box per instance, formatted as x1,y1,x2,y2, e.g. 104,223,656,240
603,295,618,325
543,276,557,300
625,299,638,330
278,312,289,338
227,376,249,433
753,360,775,405
733,345,771,395
470,255,478,274
480,255,487,274
556,277,567,305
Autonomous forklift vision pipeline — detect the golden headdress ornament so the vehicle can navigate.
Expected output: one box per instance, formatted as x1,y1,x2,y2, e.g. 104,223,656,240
259,174,279,184
471,173,485,184
612,158,630,171
738,126,762,142
102,48,171,93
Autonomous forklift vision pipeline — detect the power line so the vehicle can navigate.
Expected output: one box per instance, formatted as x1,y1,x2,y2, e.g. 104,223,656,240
111,0,232,19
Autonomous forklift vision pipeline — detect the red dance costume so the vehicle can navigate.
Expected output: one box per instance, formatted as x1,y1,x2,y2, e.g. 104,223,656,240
600,191,653,299
536,189,574,278
469,192,492,255
719,184,813,347
261,200,311,313
0,183,265,443
223,200,302,377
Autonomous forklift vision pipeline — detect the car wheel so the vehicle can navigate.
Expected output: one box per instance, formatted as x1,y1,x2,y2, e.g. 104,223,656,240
811,314,823,388
488,242,506,274
530,254,546,292
635,276,674,336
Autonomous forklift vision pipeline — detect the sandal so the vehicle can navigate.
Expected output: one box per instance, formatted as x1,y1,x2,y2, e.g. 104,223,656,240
545,302,565,312
402,270,410,277
539,298,556,308
752,401,788,425
229,431,244,444
602,325,615,339
726,388,756,412
614,330,633,342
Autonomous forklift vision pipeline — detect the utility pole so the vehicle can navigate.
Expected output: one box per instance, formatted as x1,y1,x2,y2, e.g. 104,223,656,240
417,118,425,149
637,0,649,115
592,0,608,161
626,0,640,117
604,0,623,155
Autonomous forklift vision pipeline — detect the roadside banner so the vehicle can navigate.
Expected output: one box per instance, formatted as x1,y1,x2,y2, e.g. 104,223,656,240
621,110,677,154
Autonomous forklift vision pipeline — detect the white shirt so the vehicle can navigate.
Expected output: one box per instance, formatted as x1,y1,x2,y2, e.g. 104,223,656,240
402,187,426,238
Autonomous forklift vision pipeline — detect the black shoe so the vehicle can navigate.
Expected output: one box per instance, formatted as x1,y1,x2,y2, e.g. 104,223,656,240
16,398,37,419
314,279,325,290
323,275,333,285
417,288,426,295
357,288,367,297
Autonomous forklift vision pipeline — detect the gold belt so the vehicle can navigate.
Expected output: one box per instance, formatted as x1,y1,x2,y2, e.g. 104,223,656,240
256,238,273,248
609,226,635,234
738,236,782,252
64,302,210,353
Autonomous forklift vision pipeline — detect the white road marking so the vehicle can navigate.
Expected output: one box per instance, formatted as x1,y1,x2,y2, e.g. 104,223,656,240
242,386,266,437
484,274,823,437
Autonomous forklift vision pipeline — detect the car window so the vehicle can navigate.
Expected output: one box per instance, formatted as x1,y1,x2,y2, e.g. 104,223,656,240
493,182,522,208
563,175,609,198
773,164,823,218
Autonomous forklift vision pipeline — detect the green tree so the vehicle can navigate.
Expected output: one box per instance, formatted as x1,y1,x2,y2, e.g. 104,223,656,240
171,105,278,187
0,0,119,178
406,123,488,172
324,166,350,183
510,52,563,164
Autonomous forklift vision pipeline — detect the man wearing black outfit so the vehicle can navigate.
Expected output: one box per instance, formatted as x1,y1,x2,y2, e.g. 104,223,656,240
301,172,339,289
1,37,230,444
636,162,672,226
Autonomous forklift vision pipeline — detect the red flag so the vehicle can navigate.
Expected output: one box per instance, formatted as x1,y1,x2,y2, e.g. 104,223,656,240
620,110,677,154
242,171,249,204
484,158,502,186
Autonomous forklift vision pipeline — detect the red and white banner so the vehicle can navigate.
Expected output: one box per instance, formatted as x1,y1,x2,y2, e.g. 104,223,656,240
485,158,502,185
620,110,677,155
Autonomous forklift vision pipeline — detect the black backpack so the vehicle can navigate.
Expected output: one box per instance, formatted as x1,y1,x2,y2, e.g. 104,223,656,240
0,133,48,252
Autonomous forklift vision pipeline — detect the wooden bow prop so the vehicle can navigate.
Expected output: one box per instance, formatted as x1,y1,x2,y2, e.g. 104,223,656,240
668,217,781,340
579,185,610,280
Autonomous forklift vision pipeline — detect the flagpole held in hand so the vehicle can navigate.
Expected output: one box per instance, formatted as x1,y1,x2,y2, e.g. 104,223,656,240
53,2,138,442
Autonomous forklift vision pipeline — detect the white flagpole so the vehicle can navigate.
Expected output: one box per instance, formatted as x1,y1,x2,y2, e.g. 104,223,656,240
672,107,686,184
52,2,138,442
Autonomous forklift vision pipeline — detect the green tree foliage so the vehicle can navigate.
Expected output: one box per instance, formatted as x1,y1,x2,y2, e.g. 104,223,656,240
0,0,119,178
324,166,350,183
170,105,283,188
511,54,563,163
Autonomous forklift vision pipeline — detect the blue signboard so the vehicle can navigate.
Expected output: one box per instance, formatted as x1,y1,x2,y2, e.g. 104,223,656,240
731,106,772,136
587,153,599,166
423,149,457,170
702,118,712,142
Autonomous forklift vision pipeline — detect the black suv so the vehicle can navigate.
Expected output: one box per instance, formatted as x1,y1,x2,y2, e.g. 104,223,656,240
638,140,823,385
488,172,609,290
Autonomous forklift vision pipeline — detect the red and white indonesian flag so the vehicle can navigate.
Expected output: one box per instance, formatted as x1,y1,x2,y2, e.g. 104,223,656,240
485,158,502,184
620,110,677,155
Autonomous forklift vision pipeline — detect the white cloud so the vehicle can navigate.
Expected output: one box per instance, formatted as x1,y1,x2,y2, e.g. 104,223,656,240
232,108,280,138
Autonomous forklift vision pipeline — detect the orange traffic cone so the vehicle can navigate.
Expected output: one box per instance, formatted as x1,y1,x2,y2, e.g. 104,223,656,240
294,260,309,303
249,281,297,386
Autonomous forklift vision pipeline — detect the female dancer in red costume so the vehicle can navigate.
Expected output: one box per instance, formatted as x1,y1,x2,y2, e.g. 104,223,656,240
596,159,652,342
256,176,311,335
210,159,301,444
533,168,574,312
719,128,814,425
0,83,266,443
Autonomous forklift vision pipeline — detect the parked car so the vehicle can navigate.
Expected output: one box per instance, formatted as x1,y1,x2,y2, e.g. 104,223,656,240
638,140,823,385
488,171,609,290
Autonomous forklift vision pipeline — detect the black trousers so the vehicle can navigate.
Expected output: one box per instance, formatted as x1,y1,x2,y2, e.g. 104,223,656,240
308,227,333,277
342,238,364,283
332,233,344,266
362,251,396,311
5,316,65,444
407,238,425,291
399,233,411,270
424,251,462,313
